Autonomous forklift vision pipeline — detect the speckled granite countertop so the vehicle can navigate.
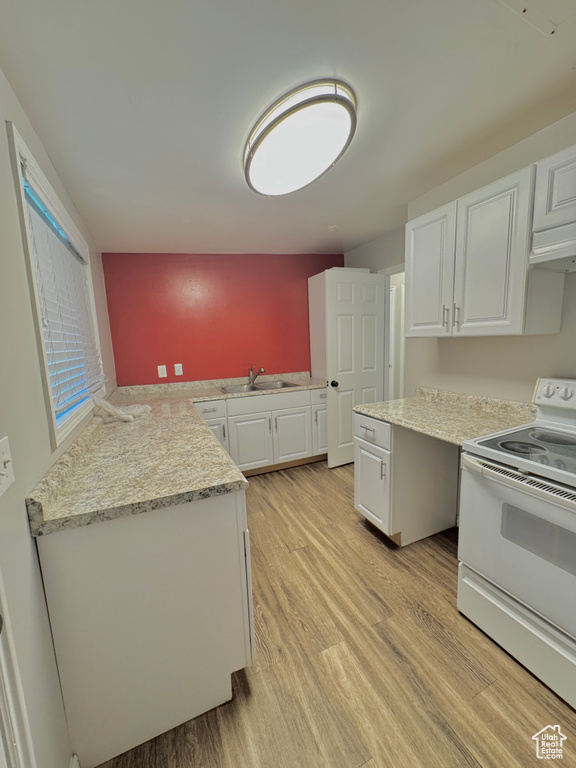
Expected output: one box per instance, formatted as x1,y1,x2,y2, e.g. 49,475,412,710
112,372,326,403
26,373,326,537
353,387,536,446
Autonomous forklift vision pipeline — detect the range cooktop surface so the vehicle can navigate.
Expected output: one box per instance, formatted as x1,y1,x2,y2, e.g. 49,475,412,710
463,378,576,486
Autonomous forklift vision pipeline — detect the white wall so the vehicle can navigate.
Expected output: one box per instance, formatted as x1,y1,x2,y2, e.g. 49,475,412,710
347,109,576,404
0,64,116,767
345,227,405,273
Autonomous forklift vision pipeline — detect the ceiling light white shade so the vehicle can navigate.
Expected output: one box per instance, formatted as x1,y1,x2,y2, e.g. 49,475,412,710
244,80,357,196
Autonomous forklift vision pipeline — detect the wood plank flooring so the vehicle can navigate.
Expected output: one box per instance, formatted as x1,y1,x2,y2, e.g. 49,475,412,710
98,461,576,768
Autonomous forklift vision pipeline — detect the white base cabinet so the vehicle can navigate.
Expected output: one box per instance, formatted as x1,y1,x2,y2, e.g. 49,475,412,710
353,414,459,546
205,417,228,451
273,407,312,463
37,491,253,768
196,400,229,452
226,390,325,472
228,411,274,470
354,438,390,532
197,389,328,474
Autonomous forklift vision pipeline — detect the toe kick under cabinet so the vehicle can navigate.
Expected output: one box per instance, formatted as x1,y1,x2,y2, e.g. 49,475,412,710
353,414,459,546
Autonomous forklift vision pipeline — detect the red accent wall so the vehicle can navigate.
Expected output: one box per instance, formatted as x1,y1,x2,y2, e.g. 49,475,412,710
102,253,344,386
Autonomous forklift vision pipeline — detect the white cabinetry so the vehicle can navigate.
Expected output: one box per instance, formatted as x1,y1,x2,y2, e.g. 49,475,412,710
533,144,576,232
354,436,391,533
405,203,456,337
405,167,565,337
38,491,253,768
273,407,312,463
196,400,228,451
312,389,328,456
228,411,274,471
226,391,314,472
353,414,459,547
532,143,576,268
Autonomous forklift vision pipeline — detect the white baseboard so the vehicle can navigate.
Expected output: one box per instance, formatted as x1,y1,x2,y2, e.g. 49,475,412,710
70,755,81,768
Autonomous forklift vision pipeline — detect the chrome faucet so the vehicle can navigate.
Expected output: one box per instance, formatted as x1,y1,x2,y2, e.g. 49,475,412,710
248,366,265,384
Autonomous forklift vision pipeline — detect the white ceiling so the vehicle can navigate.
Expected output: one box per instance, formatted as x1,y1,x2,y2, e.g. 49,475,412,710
1,0,575,255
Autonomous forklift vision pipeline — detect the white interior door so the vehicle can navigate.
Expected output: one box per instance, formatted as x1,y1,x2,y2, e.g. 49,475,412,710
325,271,385,467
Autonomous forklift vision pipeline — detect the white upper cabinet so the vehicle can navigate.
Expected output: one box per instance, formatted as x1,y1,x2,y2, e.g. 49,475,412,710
405,166,565,337
532,144,576,269
533,144,576,232
405,203,456,338
453,167,533,336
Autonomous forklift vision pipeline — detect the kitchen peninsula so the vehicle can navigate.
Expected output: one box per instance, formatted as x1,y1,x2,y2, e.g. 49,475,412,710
25,374,322,768
353,387,535,547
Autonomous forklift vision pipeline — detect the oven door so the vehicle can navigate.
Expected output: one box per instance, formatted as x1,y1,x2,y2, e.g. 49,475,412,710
459,452,576,638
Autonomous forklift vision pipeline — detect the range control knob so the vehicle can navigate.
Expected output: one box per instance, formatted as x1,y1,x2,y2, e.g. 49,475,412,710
558,387,574,401
541,384,555,398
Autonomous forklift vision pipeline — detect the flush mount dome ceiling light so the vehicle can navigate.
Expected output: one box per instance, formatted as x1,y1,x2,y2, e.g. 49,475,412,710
243,79,357,196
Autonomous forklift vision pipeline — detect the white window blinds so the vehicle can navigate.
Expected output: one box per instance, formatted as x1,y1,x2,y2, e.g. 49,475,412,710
22,171,104,429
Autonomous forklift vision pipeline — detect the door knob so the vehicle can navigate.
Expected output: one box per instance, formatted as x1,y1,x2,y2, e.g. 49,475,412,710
330,381,339,388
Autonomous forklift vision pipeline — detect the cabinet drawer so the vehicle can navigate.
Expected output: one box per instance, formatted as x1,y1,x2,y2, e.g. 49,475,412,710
226,389,310,416
311,388,328,405
226,394,271,416
354,413,391,450
195,399,226,419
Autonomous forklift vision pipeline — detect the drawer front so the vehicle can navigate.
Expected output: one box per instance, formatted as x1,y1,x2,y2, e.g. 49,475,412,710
354,413,391,450
227,389,310,416
226,394,271,417
311,388,328,406
195,399,226,419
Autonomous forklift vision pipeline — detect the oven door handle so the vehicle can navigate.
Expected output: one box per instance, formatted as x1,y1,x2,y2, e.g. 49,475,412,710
461,453,576,512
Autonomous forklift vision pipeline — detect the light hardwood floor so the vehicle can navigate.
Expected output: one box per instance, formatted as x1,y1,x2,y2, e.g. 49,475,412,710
98,462,576,768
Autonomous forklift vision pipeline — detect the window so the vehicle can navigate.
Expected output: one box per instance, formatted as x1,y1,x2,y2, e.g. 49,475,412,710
9,124,104,447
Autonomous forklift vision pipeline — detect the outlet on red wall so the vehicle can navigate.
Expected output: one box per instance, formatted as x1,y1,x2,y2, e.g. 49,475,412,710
102,252,344,386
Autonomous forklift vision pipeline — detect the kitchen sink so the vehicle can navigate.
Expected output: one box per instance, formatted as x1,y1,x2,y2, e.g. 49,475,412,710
219,384,259,394
255,380,299,390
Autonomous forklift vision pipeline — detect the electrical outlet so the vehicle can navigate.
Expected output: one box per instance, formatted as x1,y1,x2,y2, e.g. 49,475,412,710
0,437,15,498
157,365,167,378
174,363,183,376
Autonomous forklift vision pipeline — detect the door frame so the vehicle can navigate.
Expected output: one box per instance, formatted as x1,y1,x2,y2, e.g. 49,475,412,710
0,573,36,768
379,264,405,401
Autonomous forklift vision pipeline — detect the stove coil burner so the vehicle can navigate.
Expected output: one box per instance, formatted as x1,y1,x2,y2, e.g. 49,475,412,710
499,440,547,456
530,429,576,447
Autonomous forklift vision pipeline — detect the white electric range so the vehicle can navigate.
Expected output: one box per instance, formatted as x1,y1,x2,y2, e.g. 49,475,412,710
458,378,576,709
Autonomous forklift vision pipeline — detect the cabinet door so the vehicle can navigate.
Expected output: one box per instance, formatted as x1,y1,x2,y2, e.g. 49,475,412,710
312,405,327,455
205,417,229,453
534,144,576,232
453,166,533,336
227,412,273,471
272,407,312,463
404,202,456,337
354,438,391,534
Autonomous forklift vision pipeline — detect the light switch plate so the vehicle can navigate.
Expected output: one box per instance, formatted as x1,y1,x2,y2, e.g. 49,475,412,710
0,437,15,498
174,363,183,376
157,365,167,378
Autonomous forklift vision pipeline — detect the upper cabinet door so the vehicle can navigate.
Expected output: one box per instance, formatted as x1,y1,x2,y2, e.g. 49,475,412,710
533,144,576,232
453,166,534,336
404,202,456,337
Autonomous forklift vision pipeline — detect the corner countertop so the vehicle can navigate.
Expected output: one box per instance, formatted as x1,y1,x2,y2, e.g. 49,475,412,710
353,387,536,446
26,373,326,537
